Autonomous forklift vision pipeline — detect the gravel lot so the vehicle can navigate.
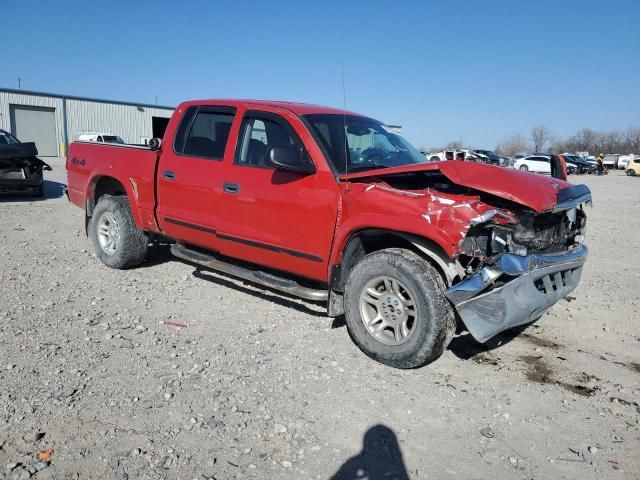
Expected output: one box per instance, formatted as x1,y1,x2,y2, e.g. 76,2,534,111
1,161,638,480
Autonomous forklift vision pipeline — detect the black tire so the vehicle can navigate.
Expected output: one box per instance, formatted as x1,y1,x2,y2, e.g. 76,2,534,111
343,248,455,369
519,165,528,172
626,169,636,176
89,195,148,269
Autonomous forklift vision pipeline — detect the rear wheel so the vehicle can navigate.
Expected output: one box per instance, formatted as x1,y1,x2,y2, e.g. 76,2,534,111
343,248,455,369
89,195,148,269
626,169,636,176
519,165,529,172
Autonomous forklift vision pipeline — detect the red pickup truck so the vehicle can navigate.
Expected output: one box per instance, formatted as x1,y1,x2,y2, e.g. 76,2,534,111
67,99,591,368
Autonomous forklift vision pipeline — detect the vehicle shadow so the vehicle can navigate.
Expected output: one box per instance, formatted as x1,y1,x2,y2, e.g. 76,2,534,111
192,267,327,318
136,242,328,317
139,241,175,268
0,180,66,202
448,324,530,360
331,424,410,480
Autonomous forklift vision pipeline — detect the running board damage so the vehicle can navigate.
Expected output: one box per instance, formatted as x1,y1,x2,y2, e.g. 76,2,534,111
170,243,328,302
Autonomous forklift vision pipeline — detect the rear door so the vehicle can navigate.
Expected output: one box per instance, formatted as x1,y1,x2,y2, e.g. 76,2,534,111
216,108,339,281
156,105,238,249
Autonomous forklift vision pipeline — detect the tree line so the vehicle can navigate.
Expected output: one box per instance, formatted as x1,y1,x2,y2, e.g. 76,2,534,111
423,126,640,158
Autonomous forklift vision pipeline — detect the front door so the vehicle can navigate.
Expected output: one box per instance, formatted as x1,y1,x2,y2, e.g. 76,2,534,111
216,109,339,281
156,105,238,250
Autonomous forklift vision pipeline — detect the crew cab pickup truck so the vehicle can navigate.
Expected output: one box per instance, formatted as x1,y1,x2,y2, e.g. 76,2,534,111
67,99,591,368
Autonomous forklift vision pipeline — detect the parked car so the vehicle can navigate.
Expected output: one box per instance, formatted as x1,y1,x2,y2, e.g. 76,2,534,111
514,154,554,174
625,156,640,176
617,154,634,170
472,149,501,165
78,132,125,144
602,154,620,169
563,155,596,175
497,156,513,167
0,129,52,196
428,149,479,162
66,99,591,369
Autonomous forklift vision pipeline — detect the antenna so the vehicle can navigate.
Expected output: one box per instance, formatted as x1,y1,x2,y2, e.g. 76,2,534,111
342,60,349,192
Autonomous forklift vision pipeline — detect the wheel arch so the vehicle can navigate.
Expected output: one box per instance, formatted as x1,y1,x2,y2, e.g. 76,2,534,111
85,175,143,232
330,228,459,294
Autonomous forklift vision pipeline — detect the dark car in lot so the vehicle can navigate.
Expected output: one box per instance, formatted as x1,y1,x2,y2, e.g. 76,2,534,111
563,155,596,175
0,129,51,196
472,149,501,165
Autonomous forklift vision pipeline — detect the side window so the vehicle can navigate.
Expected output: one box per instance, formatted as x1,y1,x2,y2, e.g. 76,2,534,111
173,106,235,160
235,114,307,168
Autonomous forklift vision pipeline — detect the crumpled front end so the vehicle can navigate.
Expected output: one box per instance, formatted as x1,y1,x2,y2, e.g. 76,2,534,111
445,246,587,342
445,184,591,342
0,143,51,195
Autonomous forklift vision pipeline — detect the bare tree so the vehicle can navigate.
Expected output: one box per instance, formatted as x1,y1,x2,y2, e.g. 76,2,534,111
496,133,528,157
624,127,640,153
531,125,552,152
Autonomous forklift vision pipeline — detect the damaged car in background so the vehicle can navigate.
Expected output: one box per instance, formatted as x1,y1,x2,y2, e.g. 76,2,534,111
0,129,51,197
66,100,591,368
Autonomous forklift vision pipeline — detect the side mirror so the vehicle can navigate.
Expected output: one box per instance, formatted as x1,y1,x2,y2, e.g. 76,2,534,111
266,146,315,174
149,138,162,151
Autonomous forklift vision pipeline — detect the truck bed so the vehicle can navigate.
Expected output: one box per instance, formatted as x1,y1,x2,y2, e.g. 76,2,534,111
66,141,161,232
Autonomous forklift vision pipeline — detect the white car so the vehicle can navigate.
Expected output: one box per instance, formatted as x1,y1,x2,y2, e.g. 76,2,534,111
617,154,634,170
602,154,619,169
513,155,552,175
78,132,125,144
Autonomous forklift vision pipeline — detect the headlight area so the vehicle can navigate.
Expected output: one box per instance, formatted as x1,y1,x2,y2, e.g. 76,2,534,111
456,205,588,276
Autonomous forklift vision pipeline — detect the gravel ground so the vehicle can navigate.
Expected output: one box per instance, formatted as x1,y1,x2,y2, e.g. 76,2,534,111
1,161,638,480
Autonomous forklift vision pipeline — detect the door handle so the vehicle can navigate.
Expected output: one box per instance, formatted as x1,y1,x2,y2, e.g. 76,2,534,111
223,182,240,194
163,170,176,181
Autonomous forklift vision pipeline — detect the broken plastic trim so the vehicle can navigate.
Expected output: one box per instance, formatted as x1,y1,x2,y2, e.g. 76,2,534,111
445,245,588,342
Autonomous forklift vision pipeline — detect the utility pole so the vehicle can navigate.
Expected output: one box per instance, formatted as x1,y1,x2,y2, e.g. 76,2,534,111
155,95,158,105
18,77,21,89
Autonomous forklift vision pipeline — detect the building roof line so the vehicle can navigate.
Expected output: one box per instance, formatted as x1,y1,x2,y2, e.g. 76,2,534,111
0,87,175,110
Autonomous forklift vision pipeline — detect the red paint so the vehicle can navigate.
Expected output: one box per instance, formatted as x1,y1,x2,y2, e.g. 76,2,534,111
67,99,575,284
162,321,188,329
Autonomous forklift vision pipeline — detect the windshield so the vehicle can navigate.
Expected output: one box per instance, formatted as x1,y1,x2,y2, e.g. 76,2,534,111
0,131,20,145
102,135,125,144
303,114,426,174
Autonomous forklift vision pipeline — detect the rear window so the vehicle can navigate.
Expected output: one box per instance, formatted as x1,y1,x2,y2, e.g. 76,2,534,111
173,106,236,160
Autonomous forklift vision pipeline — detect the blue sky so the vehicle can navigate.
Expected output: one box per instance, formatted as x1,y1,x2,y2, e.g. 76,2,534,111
3,0,639,148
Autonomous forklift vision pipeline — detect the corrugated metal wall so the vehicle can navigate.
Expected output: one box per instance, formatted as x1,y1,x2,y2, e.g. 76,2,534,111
0,89,174,157
65,100,172,145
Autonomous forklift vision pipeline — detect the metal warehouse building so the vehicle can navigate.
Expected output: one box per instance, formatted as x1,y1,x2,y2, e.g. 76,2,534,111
0,88,174,157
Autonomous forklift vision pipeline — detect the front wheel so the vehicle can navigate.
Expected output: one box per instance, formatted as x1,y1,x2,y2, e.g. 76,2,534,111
519,165,529,172
627,169,636,176
343,248,455,369
89,195,148,269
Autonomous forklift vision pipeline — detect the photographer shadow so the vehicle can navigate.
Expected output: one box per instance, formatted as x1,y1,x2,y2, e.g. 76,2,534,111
331,424,409,480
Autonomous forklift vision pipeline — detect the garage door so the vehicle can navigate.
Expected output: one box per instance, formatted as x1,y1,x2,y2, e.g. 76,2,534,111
9,105,58,157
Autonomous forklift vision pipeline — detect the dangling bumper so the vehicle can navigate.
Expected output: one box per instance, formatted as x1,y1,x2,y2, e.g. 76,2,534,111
445,245,588,342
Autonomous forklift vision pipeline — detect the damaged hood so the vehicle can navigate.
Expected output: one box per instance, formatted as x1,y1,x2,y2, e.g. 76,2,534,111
340,161,574,213
0,142,38,160
0,142,51,171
